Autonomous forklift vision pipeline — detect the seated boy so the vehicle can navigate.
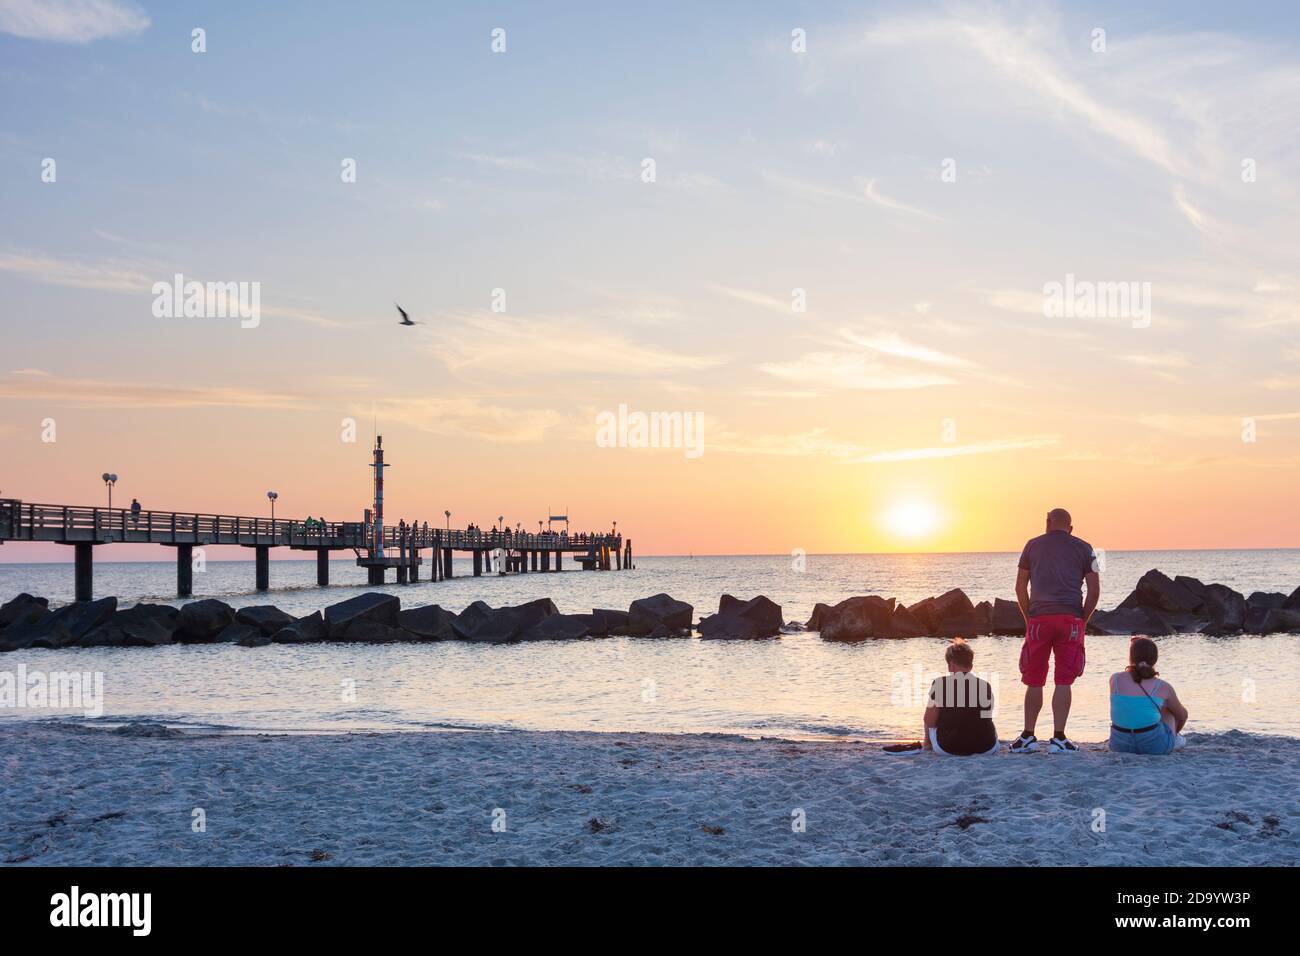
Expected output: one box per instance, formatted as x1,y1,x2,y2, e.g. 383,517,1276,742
923,638,999,755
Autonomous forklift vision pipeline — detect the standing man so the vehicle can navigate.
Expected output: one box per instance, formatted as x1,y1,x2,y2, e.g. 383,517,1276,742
1010,508,1100,754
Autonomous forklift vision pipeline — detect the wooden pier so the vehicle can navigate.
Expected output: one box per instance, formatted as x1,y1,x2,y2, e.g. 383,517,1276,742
0,498,631,601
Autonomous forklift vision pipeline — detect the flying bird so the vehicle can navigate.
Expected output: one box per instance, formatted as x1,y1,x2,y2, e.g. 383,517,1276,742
395,303,418,326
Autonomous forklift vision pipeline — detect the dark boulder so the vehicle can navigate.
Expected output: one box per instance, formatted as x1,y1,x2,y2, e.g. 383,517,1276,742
454,598,557,643
973,601,993,635
698,595,783,640
521,614,592,641
1245,592,1286,633
929,588,979,637
1120,570,1203,615
1260,607,1300,634
323,593,400,639
272,611,327,644
1,597,118,651
907,597,938,635
819,595,896,641
235,605,295,636
628,593,693,636
889,603,929,638
1200,584,1247,635
990,598,1025,636
399,604,456,641
1283,585,1300,611
175,599,236,643
220,623,271,647
80,603,178,647
588,608,629,636
1087,607,1176,636
0,593,49,630
805,602,832,631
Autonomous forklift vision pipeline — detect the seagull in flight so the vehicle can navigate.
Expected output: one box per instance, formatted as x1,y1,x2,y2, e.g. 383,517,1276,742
395,302,418,326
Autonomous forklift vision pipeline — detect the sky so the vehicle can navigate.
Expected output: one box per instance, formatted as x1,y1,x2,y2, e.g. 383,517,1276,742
1,0,1299,560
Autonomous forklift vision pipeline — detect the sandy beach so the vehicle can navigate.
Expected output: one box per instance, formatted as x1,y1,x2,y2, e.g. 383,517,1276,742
2,722,1294,866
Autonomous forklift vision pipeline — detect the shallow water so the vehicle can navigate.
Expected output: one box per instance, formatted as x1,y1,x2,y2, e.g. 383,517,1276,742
2,551,1298,740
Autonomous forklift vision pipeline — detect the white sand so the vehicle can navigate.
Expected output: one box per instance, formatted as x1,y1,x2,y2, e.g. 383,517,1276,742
1,723,1295,866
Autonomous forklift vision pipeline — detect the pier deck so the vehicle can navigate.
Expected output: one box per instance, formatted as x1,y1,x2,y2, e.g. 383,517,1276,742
0,499,630,601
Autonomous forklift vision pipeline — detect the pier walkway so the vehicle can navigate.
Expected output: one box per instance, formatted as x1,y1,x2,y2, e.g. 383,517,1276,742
0,498,631,601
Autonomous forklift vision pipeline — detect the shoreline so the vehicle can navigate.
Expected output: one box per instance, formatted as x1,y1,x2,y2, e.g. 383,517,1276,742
3,721,1295,866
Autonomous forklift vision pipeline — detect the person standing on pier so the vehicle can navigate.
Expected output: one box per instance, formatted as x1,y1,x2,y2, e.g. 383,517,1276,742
130,498,141,526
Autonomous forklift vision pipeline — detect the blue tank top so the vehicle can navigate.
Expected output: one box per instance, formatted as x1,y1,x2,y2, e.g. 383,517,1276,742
1110,677,1164,729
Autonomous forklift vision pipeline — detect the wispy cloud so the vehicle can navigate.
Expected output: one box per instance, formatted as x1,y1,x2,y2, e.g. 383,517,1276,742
862,178,943,221
842,329,976,368
841,435,1061,464
709,285,797,315
758,351,955,391
0,0,148,43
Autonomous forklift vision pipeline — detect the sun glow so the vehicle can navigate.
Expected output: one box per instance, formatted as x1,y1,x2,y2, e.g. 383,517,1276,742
883,499,942,540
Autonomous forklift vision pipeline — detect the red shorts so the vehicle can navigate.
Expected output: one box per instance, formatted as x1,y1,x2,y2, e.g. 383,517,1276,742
1019,614,1086,687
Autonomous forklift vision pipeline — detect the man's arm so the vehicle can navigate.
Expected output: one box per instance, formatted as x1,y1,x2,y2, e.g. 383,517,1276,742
1082,570,1100,624
1015,567,1031,622
922,703,938,750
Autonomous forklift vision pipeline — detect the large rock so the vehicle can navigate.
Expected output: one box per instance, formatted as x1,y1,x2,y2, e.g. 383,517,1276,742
627,593,693,636
1260,607,1300,634
1283,585,1300,611
0,597,118,651
80,603,178,647
399,605,456,641
819,596,896,641
889,603,929,638
699,595,783,640
1120,570,1203,615
1245,592,1286,633
930,588,978,637
272,611,328,644
235,605,295,636
907,597,938,635
453,598,557,643
0,593,49,630
323,593,400,639
1200,584,1247,635
588,608,629,636
973,601,993,635
805,602,833,631
1088,606,1176,636
990,598,1025,635
521,614,592,641
219,623,271,647
175,599,236,643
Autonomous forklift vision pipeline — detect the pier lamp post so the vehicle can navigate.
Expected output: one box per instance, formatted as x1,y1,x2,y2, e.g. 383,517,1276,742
102,473,118,509
613,520,617,537
498,514,504,534
445,509,451,531
267,490,278,524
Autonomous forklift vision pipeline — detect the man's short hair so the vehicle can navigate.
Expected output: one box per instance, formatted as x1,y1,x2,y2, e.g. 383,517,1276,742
1047,507,1072,526
945,638,974,668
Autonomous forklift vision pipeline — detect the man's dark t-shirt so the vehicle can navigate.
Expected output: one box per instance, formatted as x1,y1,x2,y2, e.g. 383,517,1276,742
928,673,997,755
1018,530,1096,617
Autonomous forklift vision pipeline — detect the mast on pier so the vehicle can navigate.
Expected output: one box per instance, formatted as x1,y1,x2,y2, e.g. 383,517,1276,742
370,435,388,556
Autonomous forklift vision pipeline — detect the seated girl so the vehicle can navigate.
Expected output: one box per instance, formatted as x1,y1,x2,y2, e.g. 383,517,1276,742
922,638,999,755
1109,636,1188,755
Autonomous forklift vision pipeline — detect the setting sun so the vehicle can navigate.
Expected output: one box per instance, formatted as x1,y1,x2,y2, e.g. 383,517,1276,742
883,500,943,540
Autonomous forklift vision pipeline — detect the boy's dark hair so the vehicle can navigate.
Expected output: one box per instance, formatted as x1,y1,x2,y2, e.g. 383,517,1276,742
945,638,974,668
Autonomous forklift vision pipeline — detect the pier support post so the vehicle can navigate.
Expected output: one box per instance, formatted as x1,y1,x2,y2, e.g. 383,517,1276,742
316,548,330,587
554,550,562,572
530,550,538,571
396,564,408,584
254,545,270,591
625,540,633,570
541,550,551,572
177,543,193,597
615,545,621,570
74,542,93,602
368,565,385,585
472,550,482,576
442,548,452,579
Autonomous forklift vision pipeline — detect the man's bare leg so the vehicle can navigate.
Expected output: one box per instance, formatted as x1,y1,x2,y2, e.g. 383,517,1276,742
1023,686,1043,737
1051,685,1072,737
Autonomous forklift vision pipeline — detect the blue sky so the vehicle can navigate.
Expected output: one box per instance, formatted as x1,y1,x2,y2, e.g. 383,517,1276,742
2,1,1299,554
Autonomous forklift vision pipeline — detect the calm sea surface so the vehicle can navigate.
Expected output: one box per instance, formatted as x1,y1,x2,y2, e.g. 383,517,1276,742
2,551,1298,740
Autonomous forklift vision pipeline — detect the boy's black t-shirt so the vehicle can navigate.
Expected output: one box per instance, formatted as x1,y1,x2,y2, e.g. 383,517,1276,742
929,673,997,755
